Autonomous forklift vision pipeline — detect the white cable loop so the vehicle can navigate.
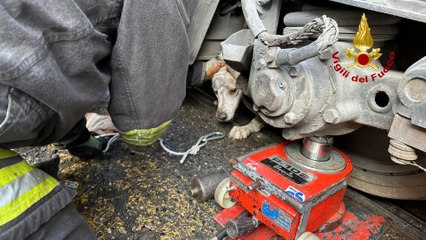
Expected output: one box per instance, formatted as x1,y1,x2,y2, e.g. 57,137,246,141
409,162,426,172
159,132,225,164
391,156,426,172
95,132,120,153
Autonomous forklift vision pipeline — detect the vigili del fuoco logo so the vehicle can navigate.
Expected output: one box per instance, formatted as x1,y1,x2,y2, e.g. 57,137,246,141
331,13,395,83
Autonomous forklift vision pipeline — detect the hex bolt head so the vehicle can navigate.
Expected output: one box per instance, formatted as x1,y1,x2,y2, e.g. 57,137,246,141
258,59,267,69
281,129,295,140
323,109,340,124
319,48,332,60
284,112,298,125
265,48,276,63
289,67,299,77
404,78,426,102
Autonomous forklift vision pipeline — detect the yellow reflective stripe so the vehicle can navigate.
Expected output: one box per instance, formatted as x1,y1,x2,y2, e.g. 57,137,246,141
0,176,58,226
120,120,172,146
121,129,167,144
0,149,18,160
0,168,50,208
0,160,33,188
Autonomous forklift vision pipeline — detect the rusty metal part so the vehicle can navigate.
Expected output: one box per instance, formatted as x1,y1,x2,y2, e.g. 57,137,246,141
190,170,229,202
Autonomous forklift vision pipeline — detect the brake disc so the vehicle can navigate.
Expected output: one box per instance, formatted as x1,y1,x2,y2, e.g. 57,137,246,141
334,127,426,200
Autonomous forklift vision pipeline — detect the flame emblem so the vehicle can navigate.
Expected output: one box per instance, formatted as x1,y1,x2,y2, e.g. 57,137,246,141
345,14,382,69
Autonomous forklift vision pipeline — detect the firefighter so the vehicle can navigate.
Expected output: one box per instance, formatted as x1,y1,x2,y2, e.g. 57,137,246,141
0,0,195,239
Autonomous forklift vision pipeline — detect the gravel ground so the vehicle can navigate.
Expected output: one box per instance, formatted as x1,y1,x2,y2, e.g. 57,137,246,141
18,92,279,240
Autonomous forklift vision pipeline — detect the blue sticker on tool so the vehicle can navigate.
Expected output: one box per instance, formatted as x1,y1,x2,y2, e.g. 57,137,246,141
261,201,291,230
285,186,306,202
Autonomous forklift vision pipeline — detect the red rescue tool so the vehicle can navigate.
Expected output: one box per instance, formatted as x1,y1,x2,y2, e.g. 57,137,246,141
224,137,352,239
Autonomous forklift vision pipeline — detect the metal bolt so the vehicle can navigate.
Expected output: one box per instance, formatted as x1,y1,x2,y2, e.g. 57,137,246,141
258,59,267,69
190,187,199,197
282,130,294,140
284,112,298,125
404,78,426,102
265,48,276,63
323,109,340,124
319,49,332,60
279,82,285,90
289,66,299,77
247,180,263,191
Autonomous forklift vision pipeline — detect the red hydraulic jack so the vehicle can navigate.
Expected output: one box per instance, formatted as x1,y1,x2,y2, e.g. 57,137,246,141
213,136,354,240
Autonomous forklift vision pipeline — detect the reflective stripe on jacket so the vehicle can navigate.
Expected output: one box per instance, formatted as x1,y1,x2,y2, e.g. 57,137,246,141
0,150,74,239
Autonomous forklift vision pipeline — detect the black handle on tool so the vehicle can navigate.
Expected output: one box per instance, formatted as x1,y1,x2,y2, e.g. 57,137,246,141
225,216,258,238
211,210,249,240
211,228,227,240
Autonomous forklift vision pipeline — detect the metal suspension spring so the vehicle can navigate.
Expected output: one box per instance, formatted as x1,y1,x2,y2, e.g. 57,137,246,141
388,139,426,172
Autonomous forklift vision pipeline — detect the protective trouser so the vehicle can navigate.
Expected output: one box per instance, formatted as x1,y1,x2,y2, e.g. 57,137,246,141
0,0,195,238
0,0,195,149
